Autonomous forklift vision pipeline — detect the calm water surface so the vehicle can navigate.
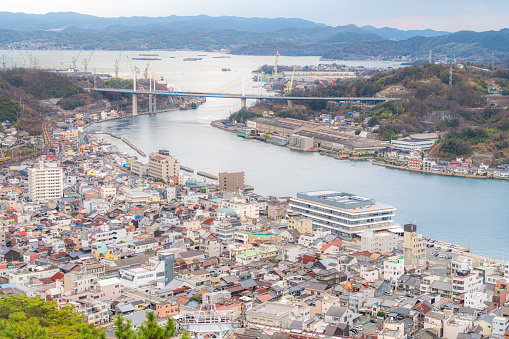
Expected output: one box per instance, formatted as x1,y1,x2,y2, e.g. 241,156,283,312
18,50,504,260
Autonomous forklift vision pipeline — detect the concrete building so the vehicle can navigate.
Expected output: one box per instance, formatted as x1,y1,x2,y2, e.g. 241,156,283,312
28,161,64,202
246,302,308,328
289,190,397,238
288,134,314,150
218,172,245,192
403,224,426,266
130,162,148,177
288,216,313,234
391,137,437,152
147,150,180,181
383,256,404,283
453,272,483,298
360,230,397,254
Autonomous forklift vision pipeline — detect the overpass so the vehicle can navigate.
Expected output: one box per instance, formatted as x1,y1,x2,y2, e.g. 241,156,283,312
91,87,391,115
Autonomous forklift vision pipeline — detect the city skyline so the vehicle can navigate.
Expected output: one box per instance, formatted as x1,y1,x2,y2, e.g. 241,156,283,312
2,0,509,32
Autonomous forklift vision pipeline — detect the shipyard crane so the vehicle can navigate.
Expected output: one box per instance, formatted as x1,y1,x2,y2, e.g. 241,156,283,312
287,66,296,93
81,50,94,73
11,45,28,67
143,59,150,79
71,50,82,70
113,47,123,78
311,72,327,87
51,51,65,70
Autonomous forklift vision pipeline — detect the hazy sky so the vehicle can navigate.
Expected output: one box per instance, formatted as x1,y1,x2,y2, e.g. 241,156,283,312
3,0,508,32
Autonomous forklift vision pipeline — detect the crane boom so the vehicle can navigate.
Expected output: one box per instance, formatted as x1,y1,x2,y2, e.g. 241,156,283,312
288,66,296,93
114,46,124,78
81,50,94,73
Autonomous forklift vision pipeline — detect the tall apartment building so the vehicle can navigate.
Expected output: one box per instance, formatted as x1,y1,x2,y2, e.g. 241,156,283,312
403,223,426,266
218,172,245,192
289,190,397,239
28,161,64,202
360,230,397,254
147,150,180,181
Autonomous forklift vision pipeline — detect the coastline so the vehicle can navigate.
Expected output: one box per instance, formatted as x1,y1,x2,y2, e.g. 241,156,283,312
210,120,509,181
372,161,509,181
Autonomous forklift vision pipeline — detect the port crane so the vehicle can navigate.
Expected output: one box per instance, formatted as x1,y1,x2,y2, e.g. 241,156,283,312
286,66,296,93
51,51,65,70
11,45,28,68
311,72,327,87
81,50,94,73
113,47,123,78
71,50,82,70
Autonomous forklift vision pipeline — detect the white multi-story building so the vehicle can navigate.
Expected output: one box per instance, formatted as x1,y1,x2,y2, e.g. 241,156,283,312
360,230,397,253
464,292,487,308
493,317,509,338
403,223,426,266
28,161,64,202
383,256,404,283
391,137,437,151
220,197,266,219
289,190,397,239
453,272,483,297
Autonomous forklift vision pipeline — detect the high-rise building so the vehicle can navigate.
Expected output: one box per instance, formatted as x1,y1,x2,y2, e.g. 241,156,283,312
28,161,64,202
289,190,397,239
147,150,180,181
218,172,245,192
403,223,426,266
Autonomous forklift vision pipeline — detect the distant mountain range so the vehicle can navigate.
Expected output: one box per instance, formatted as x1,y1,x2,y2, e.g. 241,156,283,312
0,11,449,38
0,12,507,61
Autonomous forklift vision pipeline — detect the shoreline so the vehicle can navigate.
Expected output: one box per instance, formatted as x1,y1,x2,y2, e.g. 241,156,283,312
372,161,509,181
210,120,509,181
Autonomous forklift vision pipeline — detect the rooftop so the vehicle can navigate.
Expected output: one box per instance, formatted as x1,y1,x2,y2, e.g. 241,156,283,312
295,190,395,212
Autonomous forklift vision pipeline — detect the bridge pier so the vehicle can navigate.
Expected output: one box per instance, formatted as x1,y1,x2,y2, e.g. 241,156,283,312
241,98,247,110
152,95,156,112
149,94,153,113
132,94,138,116
287,99,293,108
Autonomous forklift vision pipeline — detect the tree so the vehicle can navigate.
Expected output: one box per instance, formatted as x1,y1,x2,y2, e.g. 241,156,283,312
191,294,202,303
0,295,105,339
0,311,48,339
113,314,136,339
137,311,176,339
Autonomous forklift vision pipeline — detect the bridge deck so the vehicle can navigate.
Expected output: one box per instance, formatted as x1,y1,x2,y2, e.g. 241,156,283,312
91,88,390,102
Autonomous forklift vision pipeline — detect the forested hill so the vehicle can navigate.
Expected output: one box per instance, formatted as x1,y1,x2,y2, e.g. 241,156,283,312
262,64,509,161
0,69,99,134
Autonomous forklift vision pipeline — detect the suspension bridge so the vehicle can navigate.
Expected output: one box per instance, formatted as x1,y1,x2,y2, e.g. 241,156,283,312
91,74,390,115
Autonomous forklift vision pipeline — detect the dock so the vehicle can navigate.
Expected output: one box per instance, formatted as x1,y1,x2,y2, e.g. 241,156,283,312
197,171,218,180
121,138,146,157
181,166,194,173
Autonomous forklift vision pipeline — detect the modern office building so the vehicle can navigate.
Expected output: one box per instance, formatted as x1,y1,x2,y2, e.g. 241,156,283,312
28,161,64,202
289,190,397,238
147,150,180,181
360,230,397,253
218,172,245,192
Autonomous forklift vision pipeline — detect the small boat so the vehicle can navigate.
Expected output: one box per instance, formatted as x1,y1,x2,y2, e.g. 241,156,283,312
222,68,231,72
183,58,202,61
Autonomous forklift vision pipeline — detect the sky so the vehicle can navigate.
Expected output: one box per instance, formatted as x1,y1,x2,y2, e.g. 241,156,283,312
2,0,509,32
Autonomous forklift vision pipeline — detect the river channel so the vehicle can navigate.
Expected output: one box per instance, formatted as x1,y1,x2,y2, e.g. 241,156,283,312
19,49,504,260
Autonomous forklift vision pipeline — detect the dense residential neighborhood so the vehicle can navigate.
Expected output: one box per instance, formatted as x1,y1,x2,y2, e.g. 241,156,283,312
0,116,508,339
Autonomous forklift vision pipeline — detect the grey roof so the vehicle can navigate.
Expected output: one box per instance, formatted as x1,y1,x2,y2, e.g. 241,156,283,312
326,306,348,318
430,280,452,292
